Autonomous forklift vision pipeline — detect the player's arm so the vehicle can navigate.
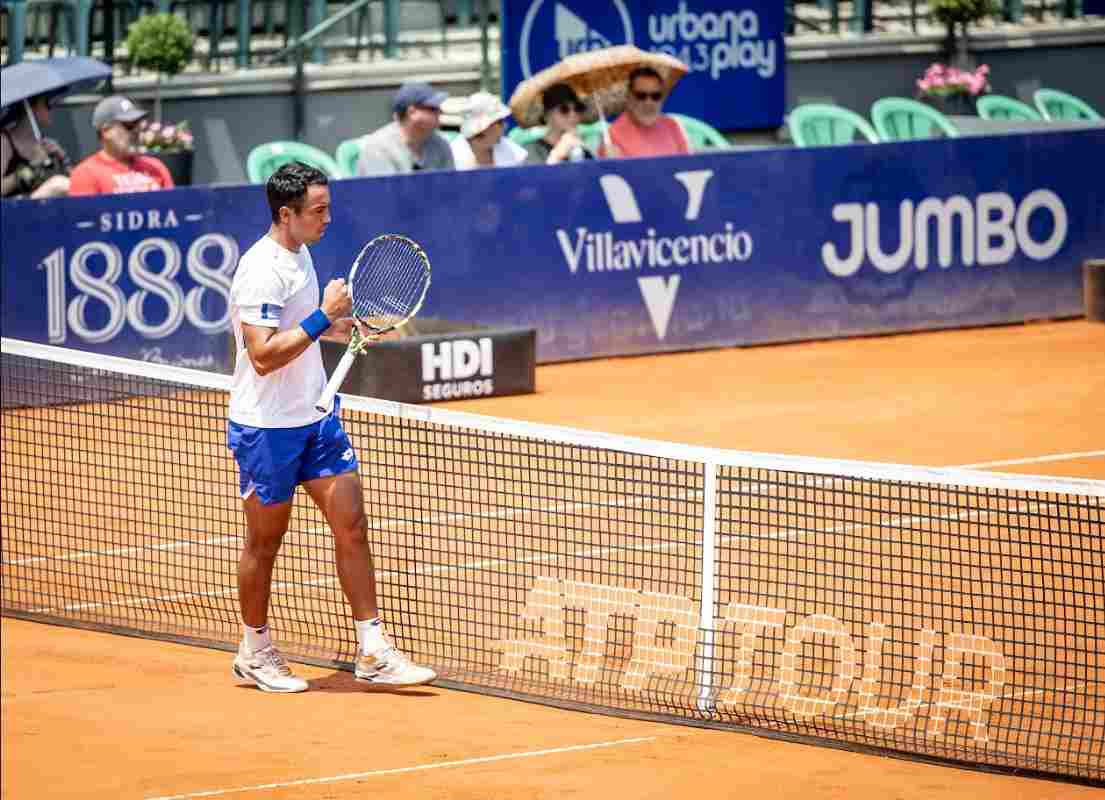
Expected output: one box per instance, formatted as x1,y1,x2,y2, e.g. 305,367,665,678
242,278,352,376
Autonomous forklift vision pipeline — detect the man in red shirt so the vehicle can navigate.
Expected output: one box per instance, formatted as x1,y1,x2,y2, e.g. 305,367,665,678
69,96,174,196
602,67,690,159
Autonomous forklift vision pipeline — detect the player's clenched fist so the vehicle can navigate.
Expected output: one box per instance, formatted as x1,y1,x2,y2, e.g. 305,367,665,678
321,277,352,319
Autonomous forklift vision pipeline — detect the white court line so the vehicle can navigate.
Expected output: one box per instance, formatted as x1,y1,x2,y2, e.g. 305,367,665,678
16,447,1100,613
143,736,657,800
2,534,242,568
27,494,1042,616
8,448,1099,570
958,450,1105,469
22,471,1070,615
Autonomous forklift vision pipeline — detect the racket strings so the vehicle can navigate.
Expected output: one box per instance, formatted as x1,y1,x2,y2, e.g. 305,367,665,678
350,237,429,330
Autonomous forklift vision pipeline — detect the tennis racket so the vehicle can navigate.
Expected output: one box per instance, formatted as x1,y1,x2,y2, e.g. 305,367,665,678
315,234,431,413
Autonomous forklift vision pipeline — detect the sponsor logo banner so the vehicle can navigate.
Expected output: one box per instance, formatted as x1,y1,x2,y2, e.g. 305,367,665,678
2,131,1101,367
502,0,786,131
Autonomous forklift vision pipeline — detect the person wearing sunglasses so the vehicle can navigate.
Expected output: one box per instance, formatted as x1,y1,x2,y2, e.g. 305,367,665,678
602,67,690,159
523,83,596,166
69,95,173,196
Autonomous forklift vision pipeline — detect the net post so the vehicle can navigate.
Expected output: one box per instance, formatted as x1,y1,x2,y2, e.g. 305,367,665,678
696,459,718,714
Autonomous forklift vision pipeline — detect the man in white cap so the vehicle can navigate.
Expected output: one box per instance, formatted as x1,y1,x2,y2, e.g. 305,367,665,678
69,95,173,196
356,82,455,177
450,91,527,170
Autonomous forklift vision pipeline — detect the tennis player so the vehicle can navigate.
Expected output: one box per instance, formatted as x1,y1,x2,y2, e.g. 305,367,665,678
227,160,436,693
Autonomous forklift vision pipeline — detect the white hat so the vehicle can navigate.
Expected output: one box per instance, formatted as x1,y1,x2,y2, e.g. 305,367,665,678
460,92,512,139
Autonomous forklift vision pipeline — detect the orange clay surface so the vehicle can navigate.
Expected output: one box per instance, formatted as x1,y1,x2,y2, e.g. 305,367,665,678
3,320,1104,800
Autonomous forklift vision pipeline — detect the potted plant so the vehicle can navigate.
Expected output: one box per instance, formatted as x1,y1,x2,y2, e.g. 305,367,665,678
931,0,997,69
124,13,196,185
916,62,991,115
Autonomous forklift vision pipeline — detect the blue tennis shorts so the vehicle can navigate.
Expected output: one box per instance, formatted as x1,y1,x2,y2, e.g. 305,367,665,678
227,401,359,505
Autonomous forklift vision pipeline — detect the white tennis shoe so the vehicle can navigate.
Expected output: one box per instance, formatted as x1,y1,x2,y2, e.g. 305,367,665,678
355,645,437,689
233,642,309,693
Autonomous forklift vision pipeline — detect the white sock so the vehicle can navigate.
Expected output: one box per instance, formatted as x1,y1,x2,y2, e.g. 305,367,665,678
243,622,272,653
355,617,387,656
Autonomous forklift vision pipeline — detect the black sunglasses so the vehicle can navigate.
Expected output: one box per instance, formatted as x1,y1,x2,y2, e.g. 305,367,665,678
554,102,586,115
632,90,664,102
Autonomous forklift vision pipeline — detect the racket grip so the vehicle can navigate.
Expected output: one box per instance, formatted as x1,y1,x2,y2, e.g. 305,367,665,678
315,350,356,413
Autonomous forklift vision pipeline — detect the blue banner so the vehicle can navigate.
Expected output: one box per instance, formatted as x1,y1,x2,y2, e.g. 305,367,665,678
2,130,1102,369
500,0,785,131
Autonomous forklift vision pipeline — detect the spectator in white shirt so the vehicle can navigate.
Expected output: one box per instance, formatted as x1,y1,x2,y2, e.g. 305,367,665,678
450,92,527,170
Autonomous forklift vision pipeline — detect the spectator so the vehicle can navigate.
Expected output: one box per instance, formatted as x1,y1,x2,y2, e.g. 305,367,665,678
357,82,455,176
522,83,596,166
451,92,527,170
1,93,72,200
69,96,174,196
602,67,690,159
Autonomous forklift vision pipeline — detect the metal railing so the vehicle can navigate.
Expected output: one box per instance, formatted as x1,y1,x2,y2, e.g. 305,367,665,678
2,0,1097,69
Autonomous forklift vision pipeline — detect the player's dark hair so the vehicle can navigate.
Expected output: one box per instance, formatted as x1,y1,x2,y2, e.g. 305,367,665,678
266,161,329,222
628,67,663,90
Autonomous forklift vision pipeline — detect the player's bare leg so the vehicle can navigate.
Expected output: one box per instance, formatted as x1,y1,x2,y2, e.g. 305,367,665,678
238,494,294,626
232,494,307,692
304,470,436,688
303,471,378,619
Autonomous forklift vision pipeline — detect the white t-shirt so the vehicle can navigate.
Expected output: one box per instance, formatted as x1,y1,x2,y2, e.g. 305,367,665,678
450,135,528,170
228,235,328,428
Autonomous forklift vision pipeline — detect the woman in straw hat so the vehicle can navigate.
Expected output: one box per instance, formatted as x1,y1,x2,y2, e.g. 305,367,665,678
522,83,596,166
450,91,527,170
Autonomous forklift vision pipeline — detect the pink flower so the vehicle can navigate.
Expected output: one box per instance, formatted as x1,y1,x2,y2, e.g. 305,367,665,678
163,126,176,140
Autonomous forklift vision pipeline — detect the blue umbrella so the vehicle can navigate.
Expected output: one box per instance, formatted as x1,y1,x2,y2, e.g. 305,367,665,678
0,56,112,131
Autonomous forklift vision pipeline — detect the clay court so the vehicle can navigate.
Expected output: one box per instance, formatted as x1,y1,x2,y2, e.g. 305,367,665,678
3,319,1104,799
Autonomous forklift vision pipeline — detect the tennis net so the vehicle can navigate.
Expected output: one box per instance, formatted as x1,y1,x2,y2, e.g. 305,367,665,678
2,337,1103,784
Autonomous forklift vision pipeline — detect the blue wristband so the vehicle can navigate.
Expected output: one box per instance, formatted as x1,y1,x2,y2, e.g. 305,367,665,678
300,308,332,341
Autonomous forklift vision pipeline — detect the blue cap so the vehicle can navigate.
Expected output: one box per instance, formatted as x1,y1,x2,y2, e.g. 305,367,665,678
392,82,449,114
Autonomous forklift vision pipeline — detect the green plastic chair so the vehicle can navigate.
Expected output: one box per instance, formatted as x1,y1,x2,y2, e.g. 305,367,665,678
507,125,547,146
577,121,606,151
976,94,1042,121
246,141,343,184
509,122,606,152
669,113,729,150
334,136,365,178
1033,88,1102,122
870,97,960,141
787,103,880,146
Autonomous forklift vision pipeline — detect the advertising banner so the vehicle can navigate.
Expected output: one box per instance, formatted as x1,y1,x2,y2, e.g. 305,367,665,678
500,0,786,131
2,129,1102,369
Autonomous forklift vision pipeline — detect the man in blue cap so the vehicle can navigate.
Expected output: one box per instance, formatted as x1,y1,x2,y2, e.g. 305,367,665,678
356,82,455,177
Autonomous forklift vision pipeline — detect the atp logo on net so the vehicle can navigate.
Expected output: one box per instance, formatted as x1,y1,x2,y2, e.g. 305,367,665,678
555,171,754,341
520,0,634,79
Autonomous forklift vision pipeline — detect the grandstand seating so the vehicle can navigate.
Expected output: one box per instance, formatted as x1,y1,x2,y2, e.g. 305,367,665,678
246,140,342,182
334,135,364,177
870,97,960,141
1033,88,1103,121
668,113,729,149
976,94,1043,121
788,103,880,146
